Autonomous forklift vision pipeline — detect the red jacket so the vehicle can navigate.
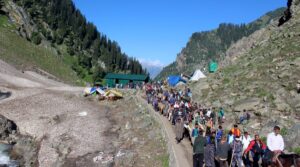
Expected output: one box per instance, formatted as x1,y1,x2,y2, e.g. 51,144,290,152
244,140,267,154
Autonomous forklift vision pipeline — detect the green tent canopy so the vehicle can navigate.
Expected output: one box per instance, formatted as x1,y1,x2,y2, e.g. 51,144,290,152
209,61,218,73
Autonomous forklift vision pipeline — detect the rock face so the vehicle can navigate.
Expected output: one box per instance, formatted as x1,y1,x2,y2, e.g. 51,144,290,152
0,115,17,140
233,98,261,112
2,1,36,39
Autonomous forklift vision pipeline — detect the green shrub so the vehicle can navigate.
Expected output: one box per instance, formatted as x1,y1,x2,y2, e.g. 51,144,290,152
293,147,300,154
280,127,288,136
260,136,267,143
223,78,230,84
31,32,42,45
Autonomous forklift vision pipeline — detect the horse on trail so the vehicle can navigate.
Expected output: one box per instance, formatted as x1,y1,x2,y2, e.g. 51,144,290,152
262,153,300,167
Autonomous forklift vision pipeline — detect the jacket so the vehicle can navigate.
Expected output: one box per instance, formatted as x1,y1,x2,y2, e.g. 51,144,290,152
244,140,267,154
193,135,205,154
231,128,241,137
216,142,231,159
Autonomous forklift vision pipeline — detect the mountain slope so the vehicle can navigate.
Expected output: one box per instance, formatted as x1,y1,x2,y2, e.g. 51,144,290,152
156,7,285,80
0,0,146,84
0,14,81,84
190,0,300,151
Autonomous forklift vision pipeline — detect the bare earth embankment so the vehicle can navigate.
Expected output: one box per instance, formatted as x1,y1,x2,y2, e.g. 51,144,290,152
0,60,168,167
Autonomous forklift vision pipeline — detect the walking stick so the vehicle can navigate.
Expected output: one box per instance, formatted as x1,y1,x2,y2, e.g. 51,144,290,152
229,142,236,167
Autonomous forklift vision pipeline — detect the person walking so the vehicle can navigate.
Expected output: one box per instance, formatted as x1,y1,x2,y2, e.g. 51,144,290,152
193,129,206,167
216,136,231,167
192,123,199,144
227,131,234,144
205,135,216,167
218,107,225,125
216,125,223,143
231,124,241,138
230,136,244,167
242,132,252,152
241,131,252,167
244,134,267,167
175,117,184,143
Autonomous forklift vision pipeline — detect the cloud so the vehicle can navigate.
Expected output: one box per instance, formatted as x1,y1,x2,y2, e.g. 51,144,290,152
138,58,165,68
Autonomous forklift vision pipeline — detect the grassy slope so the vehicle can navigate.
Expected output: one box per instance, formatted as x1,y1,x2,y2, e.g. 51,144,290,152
0,15,81,85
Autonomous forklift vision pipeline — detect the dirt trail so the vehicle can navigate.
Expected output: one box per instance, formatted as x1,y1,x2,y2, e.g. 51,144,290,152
137,92,193,167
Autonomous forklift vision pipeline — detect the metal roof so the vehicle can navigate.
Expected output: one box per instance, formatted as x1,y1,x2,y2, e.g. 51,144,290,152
104,73,149,81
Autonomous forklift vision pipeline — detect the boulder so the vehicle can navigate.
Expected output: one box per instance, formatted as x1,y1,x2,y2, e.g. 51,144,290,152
233,98,261,112
0,115,17,140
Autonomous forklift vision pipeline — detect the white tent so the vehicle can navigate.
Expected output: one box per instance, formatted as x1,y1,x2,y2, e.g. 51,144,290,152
190,69,206,81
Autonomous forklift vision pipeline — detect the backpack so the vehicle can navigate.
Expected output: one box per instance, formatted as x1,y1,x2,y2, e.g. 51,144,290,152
233,141,243,153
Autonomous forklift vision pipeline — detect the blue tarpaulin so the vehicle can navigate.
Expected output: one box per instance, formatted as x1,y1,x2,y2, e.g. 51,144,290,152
90,87,97,94
168,76,186,87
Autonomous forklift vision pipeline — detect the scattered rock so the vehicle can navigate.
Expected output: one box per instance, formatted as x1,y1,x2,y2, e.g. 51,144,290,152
233,98,260,112
125,122,131,130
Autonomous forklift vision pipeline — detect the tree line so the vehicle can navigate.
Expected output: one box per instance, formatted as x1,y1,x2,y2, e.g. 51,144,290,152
12,0,147,82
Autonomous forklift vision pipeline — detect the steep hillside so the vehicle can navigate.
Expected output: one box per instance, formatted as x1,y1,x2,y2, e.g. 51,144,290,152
190,0,300,151
0,14,81,84
0,0,146,84
156,7,285,80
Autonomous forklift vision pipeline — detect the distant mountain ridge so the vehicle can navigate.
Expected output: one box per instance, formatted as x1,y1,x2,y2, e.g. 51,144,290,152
155,7,286,80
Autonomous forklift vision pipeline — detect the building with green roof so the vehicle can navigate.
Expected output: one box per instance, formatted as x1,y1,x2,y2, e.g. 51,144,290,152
104,73,149,87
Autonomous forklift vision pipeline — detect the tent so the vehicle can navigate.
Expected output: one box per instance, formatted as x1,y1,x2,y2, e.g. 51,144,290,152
104,90,123,98
167,76,186,87
96,88,105,95
209,61,218,73
190,69,206,81
84,87,105,96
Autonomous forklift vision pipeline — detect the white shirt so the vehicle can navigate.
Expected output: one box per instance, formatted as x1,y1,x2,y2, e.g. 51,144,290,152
242,135,252,151
206,110,212,117
267,132,284,151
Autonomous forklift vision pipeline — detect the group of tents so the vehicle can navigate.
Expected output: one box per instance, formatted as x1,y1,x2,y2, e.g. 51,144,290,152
167,60,218,87
84,87,123,101
167,69,206,87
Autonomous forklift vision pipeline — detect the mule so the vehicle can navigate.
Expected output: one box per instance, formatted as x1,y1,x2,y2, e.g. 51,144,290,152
262,153,300,167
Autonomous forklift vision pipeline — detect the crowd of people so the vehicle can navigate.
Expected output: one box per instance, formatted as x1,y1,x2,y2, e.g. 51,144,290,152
143,82,287,167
